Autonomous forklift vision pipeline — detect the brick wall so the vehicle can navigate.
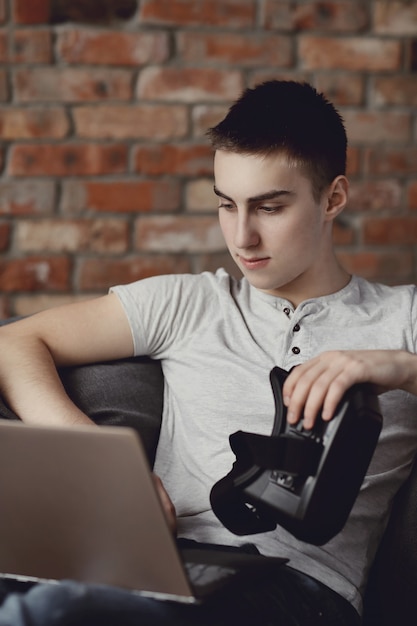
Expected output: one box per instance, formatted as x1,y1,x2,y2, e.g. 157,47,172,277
0,0,416,318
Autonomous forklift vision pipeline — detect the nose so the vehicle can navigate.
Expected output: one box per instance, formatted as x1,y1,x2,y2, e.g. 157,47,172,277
234,212,260,250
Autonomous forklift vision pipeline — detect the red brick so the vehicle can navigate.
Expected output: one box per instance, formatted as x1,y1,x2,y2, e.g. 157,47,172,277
192,105,229,137
0,108,69,139
0,222,10,250
177,32,292,67
13,0,50,24
57,29,170,66
0,295,11,320
195,251,241,278
139,0,255,27
0,257,70,292
366,148,417,176
0,69,8,101
61,180,181,214
185,179,216,213
8,143,128,177
79,256,192,291
14,68,132,103
134,144,213,176
137,67,243,102
0,30,7,62
73,105,188,140
263,0,369,32
332,219,355,246
374,1,417,35
249,70,311,89
347,180,402,212
0,180,56,215
0,0,6,23
408,182,417,210
299,36,401,71
346,147,360,176
337,250,413,282
134,215,225,253
315,73,365,106
343,111,411,144
373,76,417,106
364,217,417,245
12,29,52,63
49,0,138,23
15,219,129,254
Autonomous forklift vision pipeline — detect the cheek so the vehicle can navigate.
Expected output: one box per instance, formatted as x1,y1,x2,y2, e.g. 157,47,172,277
286,208,322,243
265,212,322,259
266,214,309,242
218,211,232,244
218,206,235,223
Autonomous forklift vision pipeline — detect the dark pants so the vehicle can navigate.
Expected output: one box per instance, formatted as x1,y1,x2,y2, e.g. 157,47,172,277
0,565,360,626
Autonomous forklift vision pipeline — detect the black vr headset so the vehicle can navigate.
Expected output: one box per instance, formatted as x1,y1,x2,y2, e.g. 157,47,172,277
210,366,382,545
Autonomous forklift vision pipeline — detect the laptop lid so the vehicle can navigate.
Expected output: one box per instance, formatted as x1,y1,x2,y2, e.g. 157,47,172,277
0,419,197,601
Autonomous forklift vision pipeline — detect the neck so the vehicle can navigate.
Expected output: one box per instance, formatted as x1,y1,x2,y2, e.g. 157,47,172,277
261,255,351,308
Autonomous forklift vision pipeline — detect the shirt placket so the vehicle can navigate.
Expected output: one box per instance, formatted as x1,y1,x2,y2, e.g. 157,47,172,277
280,304,312,370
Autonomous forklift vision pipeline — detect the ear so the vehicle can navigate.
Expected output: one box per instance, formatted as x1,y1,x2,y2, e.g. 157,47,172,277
323,175,348,222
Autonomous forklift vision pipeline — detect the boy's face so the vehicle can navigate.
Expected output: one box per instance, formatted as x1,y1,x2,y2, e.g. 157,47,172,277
214,150,338,304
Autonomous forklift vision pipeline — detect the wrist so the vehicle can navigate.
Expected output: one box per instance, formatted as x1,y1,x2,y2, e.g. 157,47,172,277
398,350,417,396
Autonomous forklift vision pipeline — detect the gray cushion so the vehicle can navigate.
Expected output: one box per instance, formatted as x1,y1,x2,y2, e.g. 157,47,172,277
362,455,417,625
59,358,163,465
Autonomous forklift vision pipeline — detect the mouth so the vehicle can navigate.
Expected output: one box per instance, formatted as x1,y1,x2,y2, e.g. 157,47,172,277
238,255,270,270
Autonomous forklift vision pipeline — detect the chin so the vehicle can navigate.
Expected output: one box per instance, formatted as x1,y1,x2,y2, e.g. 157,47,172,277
243,276,282,293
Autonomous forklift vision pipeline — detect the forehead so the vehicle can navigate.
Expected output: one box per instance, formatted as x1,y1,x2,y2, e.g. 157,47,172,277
213,150,312,200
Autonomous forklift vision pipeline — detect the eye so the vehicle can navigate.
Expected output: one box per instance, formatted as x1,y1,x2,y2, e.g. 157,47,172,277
258,205,283,214
218,202,235,211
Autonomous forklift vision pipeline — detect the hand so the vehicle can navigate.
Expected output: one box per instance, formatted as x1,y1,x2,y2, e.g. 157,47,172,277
282,349,417,429
152,473,177,535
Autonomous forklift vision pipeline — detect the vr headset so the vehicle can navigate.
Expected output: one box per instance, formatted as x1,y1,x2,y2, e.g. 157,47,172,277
210,366,382,545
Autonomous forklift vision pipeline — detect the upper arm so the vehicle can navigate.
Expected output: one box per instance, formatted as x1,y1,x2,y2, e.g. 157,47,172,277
2,293,135,367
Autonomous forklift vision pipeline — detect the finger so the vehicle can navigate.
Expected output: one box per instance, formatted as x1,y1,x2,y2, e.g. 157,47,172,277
283,359,331,424
282,361,312,402
303,357,367,426
284,352,359,427
301,372,340,428
152,474,177,534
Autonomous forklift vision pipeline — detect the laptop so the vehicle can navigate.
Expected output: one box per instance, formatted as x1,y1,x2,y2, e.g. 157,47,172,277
0,419,287,603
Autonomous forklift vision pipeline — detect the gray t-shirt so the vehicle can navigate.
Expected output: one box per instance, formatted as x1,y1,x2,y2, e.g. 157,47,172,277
111,270,417,613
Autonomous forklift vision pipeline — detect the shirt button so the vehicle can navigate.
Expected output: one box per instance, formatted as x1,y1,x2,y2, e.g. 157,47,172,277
292,347,300,355
283,307,291,317
293,324,300,332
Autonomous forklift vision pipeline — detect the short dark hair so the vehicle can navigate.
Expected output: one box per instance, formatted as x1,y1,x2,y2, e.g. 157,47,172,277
207,80,347,200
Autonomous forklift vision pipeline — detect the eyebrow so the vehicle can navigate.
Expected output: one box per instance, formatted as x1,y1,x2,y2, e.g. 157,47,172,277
213,186,295,204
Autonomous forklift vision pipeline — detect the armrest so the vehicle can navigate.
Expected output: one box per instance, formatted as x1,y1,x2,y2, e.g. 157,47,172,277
59,357,163,465
363,453,417,625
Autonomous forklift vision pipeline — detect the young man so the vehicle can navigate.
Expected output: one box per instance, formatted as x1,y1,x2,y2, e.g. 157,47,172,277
0,80,417,626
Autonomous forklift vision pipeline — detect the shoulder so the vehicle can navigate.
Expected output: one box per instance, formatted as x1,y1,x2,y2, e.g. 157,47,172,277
110,269,245,310
132,268,239,293
349,277,417,339
353,275,417,305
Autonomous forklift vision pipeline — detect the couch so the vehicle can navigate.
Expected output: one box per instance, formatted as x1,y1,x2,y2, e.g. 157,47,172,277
0,349,416,625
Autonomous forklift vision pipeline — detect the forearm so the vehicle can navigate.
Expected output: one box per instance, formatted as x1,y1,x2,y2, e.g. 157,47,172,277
0,294,135,426
396,349,417,396
283,348,417,427
0,334,93,426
